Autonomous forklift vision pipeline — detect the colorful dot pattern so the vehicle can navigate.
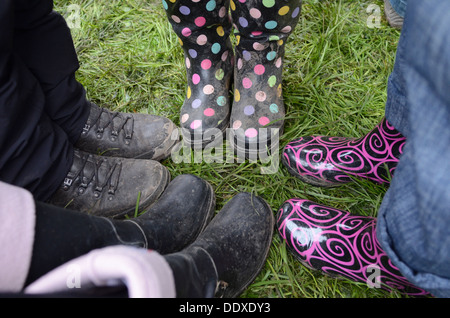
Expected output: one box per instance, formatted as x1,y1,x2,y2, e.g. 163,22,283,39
163,0,301,144
230,0,301,140
163,0,234,136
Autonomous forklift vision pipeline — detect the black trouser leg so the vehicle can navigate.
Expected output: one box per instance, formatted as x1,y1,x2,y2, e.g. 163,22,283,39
13,0,90,143
0,1,75,200
24,201,148,286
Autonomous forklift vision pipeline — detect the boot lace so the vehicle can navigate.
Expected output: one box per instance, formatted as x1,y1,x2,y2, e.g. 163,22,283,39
84,106,135,144
62,151,122,198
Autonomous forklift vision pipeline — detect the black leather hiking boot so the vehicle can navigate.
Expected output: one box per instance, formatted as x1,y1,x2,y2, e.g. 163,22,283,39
75,102,178,161
163,192,274,298
47,149,170,218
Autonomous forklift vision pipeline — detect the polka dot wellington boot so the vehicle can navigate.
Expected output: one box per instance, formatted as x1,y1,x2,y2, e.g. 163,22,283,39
229,0,302,157
282,117,406,187
277,198,430,296
163,0,234,148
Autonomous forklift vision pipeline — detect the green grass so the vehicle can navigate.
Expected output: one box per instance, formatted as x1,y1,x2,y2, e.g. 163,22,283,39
54,0,406,298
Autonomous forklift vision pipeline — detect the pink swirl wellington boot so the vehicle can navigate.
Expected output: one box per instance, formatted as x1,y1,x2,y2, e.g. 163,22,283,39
277,198,430,296
282,118,406,187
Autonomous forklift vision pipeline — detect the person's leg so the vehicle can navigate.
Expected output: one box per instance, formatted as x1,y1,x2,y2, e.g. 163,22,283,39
13,0,90,144
27,192,274,298
282,117,406,187
163,0,234,148
229,0,302,156
24,201,149,286
279,0,450,297
24,174,215,286
164,192,274,298
0,0,73,201
1,1,175,207
376,0,450,298
13,0,178,161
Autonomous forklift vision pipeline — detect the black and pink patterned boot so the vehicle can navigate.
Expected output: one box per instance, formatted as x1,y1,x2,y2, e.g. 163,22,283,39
229,0,302,156
163,0,234,147
282,118,406,187
277,198,430,296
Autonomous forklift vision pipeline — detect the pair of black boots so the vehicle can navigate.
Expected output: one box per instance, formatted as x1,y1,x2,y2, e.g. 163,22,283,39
156,175,274,297
31,174,274,298
37,100,274,297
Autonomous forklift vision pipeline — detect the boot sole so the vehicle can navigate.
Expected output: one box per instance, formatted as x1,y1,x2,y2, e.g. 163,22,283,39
384,0,404,29
229,126,283,160
180,117,230,149
135,122,180,161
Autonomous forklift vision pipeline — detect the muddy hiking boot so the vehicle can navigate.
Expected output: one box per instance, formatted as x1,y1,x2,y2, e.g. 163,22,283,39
47,149,170,218
75,102,178,161
164,192,274,298
229,0,302,156
163,0,234,148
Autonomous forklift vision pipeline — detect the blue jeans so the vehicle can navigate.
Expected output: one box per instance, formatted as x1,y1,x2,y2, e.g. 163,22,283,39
389,0,407,17
378,0,450,297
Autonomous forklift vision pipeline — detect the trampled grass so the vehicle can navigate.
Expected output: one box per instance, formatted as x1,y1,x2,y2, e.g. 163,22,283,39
54,0,407,298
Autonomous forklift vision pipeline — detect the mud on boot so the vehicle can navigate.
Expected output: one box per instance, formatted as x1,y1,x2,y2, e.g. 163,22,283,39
133,174,216,254
47,149,170,218
164,192,274,297
75,102,178,161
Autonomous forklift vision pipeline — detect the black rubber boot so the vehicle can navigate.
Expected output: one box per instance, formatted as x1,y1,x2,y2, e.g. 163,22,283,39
164,192,274,298
75,102,178,161
229,0,302,157
163,0,234,148
47,149,170,218
134,174,216,254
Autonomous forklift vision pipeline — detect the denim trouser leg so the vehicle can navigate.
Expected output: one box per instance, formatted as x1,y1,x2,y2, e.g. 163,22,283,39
377,0,450,297
389,0,407,18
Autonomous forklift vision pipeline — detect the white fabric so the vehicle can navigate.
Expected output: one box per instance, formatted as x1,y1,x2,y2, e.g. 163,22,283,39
0,181,36,292
25,245,176,298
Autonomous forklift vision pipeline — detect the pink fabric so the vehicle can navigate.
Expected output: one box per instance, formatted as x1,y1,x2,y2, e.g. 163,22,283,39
0,181,36,292
25,245,176,298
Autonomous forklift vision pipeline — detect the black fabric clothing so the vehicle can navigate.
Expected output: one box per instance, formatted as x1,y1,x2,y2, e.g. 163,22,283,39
0,0,90,201
24,201,147,287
